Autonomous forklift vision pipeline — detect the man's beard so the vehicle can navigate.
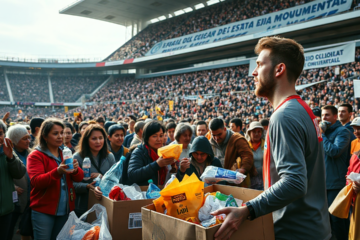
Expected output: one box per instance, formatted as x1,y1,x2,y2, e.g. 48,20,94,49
255,71,276,99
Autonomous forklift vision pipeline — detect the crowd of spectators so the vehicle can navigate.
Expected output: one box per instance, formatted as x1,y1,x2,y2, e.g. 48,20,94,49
0,73,9,101
105,0,360,61
51,75,108,103
1,48,359,124
8,74,50,102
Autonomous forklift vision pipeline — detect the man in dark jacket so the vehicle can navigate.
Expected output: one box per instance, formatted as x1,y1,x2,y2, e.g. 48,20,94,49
321,105,351,240
177,136,222,181
338,103,356,164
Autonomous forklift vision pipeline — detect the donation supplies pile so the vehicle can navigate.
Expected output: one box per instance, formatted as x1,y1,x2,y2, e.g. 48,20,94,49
153,172,245,228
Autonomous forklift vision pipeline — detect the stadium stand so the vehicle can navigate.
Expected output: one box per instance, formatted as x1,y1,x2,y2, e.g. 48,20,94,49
1,47,359,122
107,0,316,61
51,75,108,102
0,73,9,101
8,74,50,102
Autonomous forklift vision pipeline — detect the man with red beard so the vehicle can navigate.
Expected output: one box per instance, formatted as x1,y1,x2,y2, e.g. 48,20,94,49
212,36,331,240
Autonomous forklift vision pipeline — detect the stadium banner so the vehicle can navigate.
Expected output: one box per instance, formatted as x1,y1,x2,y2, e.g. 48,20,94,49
248,42,355,76
354,80,360,98
146,0,352,56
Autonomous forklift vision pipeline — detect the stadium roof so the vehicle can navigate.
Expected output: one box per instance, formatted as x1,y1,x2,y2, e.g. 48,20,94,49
59,0,213,26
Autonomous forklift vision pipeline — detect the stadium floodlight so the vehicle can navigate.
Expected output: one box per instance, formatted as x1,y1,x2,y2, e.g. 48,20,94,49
207,0,219,6
194,3,205,9
183,7,193,13
174,10,185,16
168,14,173,18
150,18,159,23
158,15,166,21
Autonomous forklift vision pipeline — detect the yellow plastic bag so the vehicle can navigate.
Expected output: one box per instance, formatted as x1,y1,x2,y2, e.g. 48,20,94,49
349,193,360,240
159,173,204,220
158,144,183,160
328,184,353,219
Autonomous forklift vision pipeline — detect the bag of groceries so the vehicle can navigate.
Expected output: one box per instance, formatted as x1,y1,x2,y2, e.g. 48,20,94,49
154,173,204,220
158,144,183,160
57,204,111,240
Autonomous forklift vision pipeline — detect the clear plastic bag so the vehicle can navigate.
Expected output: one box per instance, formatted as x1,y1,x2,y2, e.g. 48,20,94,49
99,158,125,197
123,183,145,200
57,204,112,240
200,166,246,185
198,194,226,222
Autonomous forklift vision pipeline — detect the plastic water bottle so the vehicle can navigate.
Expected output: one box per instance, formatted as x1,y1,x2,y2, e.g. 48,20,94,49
165,174,177,188
62,147,73,170
146,179,161,199
83,157,91,181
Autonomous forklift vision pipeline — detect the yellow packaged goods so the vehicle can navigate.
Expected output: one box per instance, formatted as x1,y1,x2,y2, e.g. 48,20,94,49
185,217,200,225
158,144,183,160
156,173,204,220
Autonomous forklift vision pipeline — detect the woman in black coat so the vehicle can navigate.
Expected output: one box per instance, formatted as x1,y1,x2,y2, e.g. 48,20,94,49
127,121,176,186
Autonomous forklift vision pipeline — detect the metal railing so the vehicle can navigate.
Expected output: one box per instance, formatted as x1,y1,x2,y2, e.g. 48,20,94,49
0,54,103,63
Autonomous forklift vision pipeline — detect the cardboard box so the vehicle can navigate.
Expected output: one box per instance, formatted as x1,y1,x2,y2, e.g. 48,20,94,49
88,187,154,240
142,184,275,240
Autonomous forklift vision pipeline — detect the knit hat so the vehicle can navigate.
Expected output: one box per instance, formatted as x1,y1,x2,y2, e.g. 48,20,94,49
6,125,29,145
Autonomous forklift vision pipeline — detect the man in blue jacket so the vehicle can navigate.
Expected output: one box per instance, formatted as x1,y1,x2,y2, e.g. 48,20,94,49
321,105,351,240
338,103,356,162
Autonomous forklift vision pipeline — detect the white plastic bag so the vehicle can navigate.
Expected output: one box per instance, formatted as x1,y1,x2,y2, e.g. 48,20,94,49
198,195,225,222
347,172,360,182
57,204,112,240
200,166,246,185
123,183,145,200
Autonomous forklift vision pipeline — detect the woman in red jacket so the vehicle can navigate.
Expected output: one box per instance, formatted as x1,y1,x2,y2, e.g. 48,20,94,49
27,119,83,240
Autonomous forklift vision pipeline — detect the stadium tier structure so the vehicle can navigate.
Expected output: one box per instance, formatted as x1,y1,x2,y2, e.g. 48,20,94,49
1,0,360,122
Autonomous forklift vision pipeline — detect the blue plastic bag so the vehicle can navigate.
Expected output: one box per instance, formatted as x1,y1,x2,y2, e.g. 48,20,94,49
146,179,161,199
99,156,125,197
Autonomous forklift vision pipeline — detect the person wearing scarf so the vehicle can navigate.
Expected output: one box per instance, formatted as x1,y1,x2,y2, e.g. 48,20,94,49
128,121,176,186
177,136,222,181
245,121,265,190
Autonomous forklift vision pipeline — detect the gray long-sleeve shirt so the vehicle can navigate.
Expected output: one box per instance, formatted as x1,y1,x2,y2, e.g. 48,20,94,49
247,98,331,240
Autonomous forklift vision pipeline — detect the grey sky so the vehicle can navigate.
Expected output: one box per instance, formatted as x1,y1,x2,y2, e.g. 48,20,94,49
0,0,127,61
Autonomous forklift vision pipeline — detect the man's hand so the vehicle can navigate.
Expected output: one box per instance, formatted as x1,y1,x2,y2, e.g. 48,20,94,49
211,206,250,240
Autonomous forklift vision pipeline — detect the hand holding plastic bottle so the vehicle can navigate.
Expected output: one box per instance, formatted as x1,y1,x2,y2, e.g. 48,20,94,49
57,160,74,175
94,186,103,200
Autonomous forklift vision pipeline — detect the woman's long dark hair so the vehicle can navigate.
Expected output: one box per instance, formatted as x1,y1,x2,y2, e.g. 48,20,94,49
76,124,109,160
36,118,64,150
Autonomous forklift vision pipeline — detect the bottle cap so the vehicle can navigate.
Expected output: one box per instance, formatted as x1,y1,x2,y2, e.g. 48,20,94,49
148,179,153,184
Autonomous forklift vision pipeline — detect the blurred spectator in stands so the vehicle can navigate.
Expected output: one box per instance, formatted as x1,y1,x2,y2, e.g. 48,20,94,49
29,118,44,148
